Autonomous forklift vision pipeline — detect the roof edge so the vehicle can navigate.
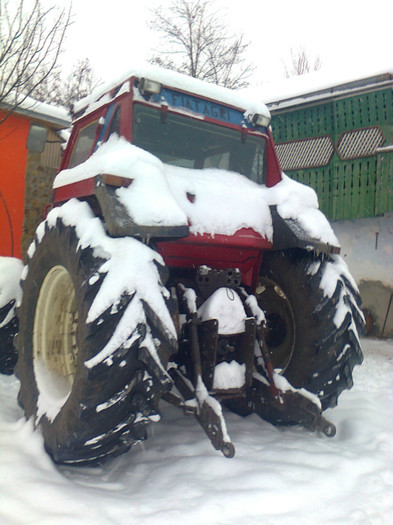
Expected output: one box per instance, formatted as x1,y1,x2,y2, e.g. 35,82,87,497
0,98,70,129
265,71,393,111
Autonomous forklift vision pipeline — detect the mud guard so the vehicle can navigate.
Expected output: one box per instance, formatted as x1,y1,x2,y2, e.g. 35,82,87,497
94,177,189,238
270,205,340,255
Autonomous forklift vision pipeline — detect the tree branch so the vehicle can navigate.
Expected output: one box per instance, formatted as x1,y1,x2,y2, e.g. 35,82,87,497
148,0,254,89
0,0,71,125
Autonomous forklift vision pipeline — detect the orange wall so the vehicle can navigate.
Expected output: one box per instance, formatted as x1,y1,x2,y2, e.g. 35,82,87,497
0,112,29,259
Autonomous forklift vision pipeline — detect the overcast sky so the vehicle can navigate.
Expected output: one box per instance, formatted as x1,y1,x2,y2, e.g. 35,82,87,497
56,0,392,88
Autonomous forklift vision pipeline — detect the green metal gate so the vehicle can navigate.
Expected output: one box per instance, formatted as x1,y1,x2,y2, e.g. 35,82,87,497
269,80,393,221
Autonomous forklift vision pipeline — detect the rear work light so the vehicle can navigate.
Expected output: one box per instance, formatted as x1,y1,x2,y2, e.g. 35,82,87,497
138,78,162,96
251,113,271,128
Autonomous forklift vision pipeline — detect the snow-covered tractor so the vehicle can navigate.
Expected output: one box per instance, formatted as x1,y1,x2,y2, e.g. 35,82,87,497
2,67,364,464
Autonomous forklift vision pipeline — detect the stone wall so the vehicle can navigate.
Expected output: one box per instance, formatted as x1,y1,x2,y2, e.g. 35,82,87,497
21,128,63,260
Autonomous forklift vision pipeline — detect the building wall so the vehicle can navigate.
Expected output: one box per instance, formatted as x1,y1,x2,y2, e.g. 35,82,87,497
21,129,63,258
0,112,65,260
270,87,393,221
333,214,393,337
0,112,29,259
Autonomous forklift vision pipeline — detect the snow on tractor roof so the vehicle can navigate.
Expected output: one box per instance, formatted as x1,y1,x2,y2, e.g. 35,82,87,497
73,63,271,121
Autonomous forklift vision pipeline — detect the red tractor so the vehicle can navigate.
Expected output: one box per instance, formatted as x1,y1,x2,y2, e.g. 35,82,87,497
3,67,364,463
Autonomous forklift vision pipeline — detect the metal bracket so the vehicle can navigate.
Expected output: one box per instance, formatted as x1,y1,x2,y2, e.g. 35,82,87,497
164,368,235,457
250,377,336,437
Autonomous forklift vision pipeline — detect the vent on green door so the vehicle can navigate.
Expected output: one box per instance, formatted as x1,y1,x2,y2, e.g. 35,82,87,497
337,127,384,160
276,136,334,170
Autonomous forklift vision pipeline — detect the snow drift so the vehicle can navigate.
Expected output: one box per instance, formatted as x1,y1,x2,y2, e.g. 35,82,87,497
0,338,392,524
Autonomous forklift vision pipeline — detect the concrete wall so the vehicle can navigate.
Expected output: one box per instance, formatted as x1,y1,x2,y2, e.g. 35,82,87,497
332,214,393,337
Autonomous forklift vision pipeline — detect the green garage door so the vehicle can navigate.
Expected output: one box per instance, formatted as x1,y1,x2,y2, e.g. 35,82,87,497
271,88,393,220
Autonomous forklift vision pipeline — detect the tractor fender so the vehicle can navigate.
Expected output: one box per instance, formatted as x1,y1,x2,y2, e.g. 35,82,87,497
94,176,189,239
270,205,340,255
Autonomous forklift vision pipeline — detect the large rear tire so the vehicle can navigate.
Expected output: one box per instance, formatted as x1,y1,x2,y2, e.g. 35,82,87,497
0,257,23,375
0,302,18,375
257,249,364,410
16,207,176,465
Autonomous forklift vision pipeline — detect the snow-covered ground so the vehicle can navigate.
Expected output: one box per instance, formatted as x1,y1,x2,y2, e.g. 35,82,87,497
1,338,392,525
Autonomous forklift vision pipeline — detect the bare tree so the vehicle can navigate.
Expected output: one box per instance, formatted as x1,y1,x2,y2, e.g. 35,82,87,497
25,58,101,114
62,58,101,113
149,0,254,89
21,65,62,104
0,0,71,124
284,46,322,78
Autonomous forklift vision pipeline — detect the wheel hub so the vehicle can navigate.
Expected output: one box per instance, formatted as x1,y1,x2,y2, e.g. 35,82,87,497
33,265,78,405
256,277,295,372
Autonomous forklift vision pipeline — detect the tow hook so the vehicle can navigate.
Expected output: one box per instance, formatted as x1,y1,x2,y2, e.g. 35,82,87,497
316,415,336,437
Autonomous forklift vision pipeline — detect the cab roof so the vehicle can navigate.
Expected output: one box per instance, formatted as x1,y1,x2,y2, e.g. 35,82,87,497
73,63,271,121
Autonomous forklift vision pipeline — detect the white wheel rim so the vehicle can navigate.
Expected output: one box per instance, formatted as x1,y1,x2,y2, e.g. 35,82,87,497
33,265,78,418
